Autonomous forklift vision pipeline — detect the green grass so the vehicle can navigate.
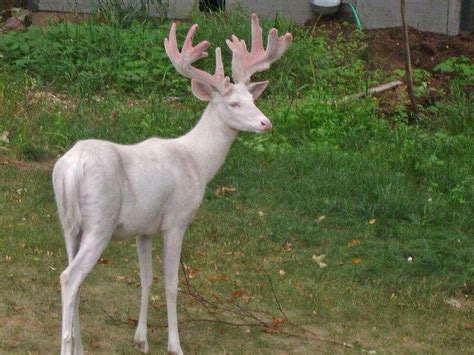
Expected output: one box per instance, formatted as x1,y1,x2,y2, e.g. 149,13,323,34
0,10,473,354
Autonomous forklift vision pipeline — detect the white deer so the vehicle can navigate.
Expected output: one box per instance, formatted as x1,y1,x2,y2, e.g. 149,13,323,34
52,14,292,355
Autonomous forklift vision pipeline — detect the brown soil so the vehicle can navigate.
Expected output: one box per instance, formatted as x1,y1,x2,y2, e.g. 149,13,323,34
0,155,54,171
366,27,473,114
0,1,13,23
366,27,474,72
29,11,89,27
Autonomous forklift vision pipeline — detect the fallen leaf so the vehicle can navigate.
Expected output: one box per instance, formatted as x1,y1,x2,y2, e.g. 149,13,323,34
151,294,160,305
127,317,138,326
98,257,109,265
315,215,326,223
0,131,9,144
214,186,236,197
183,264,199,279
231,289,249,298
445,298,462,309
114,275,128,282
207,274,230,282
352,257,362,265
262,327,278,334
281,242,292,252
9,303,25,313
312,254,327,268
336,260,344,266
271,317,286,328
464,322,474,330
347,239,360,248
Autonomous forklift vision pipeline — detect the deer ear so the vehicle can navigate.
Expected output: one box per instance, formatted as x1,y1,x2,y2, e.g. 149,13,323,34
191,79,214,101
247,81,269,100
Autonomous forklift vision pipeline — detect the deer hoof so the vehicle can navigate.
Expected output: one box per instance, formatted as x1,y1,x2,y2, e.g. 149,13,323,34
167,344,183,355
134,337,149,353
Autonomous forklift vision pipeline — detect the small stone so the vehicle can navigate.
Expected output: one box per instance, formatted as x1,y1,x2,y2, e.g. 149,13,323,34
4,17,23,31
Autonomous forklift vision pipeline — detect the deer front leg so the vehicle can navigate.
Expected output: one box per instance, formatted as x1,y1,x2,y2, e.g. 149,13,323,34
162,227,186,355
134,235,153,353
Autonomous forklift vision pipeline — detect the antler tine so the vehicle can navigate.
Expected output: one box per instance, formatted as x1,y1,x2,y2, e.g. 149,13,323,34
251,13,265,55
164,22,228,90
213,47,231,92
226,13,293,84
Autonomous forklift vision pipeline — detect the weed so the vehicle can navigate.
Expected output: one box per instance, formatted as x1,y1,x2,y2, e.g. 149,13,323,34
93,0,167,28
434,56,474,84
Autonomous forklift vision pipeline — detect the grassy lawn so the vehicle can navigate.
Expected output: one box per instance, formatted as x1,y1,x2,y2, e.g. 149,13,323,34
0,9,473,354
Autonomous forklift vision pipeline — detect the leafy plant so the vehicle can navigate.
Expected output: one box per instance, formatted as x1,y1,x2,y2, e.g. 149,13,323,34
434,56,473,76
0,22,184,95
434,56,474,85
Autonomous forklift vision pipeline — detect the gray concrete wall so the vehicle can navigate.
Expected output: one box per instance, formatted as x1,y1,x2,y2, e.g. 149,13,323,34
226,0,315,25
227,0,464,34
350,0,463,35
36,0,466,35
36,0,196,19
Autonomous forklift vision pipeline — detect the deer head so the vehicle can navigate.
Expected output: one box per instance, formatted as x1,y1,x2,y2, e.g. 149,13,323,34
164,14,292,133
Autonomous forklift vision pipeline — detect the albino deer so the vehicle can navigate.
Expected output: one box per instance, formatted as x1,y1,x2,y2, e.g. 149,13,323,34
52,14,291,355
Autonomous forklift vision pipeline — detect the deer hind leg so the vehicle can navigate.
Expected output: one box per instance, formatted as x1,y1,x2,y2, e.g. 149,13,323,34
63,229,84,355
134,235,153,353
60,230,111,355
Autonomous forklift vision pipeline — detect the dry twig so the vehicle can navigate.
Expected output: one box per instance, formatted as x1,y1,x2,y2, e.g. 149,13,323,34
178,259,373,351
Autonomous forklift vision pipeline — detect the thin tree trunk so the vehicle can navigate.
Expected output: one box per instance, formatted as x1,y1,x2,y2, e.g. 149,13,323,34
400,0,418,114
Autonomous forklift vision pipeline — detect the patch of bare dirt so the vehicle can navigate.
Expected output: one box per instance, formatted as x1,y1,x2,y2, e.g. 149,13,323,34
366,27,474,72
30,11,89,27
0,9,88,30
0,155,54,171
306,17,473,115
365,27,473,115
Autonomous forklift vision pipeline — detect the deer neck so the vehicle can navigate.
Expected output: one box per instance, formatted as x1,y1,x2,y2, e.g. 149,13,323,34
178,102,237,184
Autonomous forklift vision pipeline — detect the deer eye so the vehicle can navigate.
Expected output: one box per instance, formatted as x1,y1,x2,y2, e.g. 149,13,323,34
229,102,240,108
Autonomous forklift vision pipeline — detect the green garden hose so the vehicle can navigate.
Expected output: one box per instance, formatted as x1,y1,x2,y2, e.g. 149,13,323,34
347,2,363,30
